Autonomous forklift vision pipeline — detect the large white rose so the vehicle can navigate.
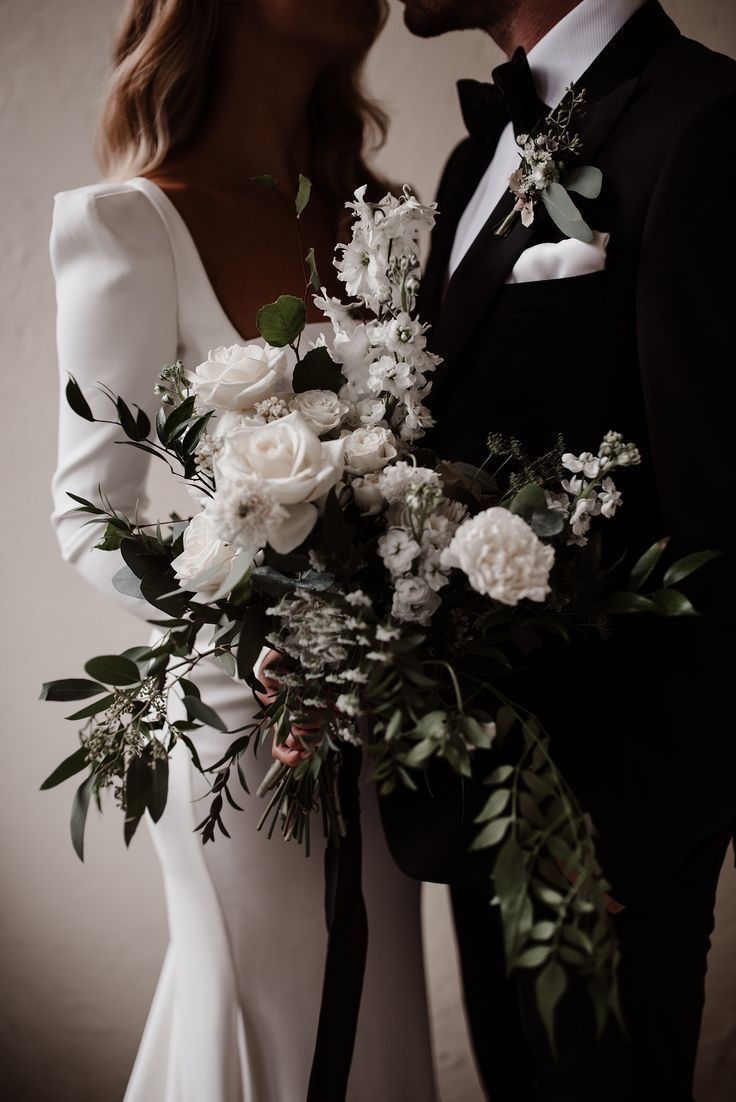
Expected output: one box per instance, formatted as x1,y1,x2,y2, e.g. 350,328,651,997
289,390,349,435
189,343,287,412
343,425,398,473
215,411,345,554
171,510,237,594
441,507,554,606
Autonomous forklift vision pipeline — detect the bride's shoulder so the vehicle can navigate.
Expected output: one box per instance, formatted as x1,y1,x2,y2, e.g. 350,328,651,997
51,179,169,259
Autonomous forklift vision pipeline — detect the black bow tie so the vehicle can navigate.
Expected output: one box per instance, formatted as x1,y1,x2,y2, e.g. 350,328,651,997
457,46,549,144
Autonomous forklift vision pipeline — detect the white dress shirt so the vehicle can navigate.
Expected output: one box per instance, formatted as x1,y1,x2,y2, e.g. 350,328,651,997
448,0,646,275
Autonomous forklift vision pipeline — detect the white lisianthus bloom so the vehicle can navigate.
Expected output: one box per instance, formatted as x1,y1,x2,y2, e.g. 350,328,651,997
562,452,601,479
352,473,385,516
189,344,287,412
378,462,441,504
441,507,554,605
368,355,413,396
215,412,345,554
171,511,238,594
391,575,441,625
289,390,349,435
378,529,421,575
343,425,398,473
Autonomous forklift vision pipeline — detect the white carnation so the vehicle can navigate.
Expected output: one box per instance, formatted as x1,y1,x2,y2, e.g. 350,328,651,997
441,507,554,605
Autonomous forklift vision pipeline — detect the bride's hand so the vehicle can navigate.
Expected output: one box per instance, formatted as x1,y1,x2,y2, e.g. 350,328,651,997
254,649,324,768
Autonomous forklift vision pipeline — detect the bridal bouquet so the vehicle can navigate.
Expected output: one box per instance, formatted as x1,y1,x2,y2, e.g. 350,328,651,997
42,177,717,1037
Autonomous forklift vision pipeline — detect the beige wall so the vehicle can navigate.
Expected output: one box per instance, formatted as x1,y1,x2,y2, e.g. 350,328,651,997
1,1,734,1099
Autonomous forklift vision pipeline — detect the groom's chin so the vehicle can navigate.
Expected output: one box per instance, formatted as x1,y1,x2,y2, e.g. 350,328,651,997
400,0,453,37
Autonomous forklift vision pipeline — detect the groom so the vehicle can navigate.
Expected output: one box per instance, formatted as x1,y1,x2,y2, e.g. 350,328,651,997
384,1,736,1099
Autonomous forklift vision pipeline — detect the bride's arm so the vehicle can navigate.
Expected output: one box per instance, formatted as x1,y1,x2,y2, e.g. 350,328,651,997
50,184,178,619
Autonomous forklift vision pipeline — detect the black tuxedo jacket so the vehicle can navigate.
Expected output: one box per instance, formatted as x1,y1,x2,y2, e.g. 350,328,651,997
381,2,736,906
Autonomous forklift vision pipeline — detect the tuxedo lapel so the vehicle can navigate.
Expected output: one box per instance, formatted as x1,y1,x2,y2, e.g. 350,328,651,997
428,1,679,380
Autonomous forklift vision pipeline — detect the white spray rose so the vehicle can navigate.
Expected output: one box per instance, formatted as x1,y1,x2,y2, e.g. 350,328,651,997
171,511,237,594
352,473,385,516
343,426,398,473
391,575,441,625
441,507,554,605
189,344,287,412
215,411,345,554
289,390,349,435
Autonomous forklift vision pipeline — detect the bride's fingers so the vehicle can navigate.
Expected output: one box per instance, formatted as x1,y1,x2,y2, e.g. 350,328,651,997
272,742,304,767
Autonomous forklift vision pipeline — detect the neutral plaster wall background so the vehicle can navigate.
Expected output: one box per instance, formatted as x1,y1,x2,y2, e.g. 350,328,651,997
0,1,733,1099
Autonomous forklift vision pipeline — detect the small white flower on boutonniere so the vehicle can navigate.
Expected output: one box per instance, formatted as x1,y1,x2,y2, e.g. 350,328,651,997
496,85,604,243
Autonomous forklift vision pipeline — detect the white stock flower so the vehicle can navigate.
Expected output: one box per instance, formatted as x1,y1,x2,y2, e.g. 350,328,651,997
378,529,421,575
441,507,554,605
356,398,387,427
545,491,571,516
391,575,441,625
367,355,413,396
343,425,398,473
352,473,385,516
562,452,601,479
215,411,345,554
189,344,287,412
598,477,622,518
289,390,349,435
171,511,237,594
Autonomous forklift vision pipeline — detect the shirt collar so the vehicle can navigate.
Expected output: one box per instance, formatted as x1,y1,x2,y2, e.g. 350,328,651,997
526,0,647,109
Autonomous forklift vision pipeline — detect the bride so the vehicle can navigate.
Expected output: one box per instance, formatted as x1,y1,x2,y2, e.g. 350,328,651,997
50,1,438,1099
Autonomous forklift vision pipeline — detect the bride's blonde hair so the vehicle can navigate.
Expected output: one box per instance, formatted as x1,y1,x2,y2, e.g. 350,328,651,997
97,0,389,199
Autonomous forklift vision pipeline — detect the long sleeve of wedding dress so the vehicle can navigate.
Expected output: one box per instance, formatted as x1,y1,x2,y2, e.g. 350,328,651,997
50,183,178,619
49,179,438,1102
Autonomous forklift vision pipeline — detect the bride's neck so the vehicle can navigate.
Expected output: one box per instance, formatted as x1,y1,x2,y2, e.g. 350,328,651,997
167,18,325,191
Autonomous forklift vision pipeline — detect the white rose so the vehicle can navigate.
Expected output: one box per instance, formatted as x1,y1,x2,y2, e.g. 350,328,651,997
343,425,398,473
171,511,237,594
441,507,554,606
352,473,385,516
189,344,287,412
215,411,345,554
289,390,349,435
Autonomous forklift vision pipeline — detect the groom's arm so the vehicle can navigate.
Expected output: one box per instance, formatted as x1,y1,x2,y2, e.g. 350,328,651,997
634,88,736,866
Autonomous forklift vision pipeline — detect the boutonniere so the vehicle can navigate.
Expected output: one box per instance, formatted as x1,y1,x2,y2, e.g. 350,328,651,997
495,85,602,243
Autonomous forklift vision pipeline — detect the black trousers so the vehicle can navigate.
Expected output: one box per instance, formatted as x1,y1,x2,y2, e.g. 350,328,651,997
450,830,731,1102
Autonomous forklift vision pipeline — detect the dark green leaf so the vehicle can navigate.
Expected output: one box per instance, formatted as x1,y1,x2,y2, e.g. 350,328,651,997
295,174,312,217
65,376,95,421
66,492,104,514
663,550,722,588
305,247,321,291
256,295,307,348
292,346,346,395
475,788,511,822
515,945,552,968
603,591,656,615
40,746,89,790
148,758,169,823
486,765,514,784
251,174,278,189
117,397,145,441
237,603,270,686
64,693,117,721
84,655,142,686
161,395,198,445
652,588,699,617
471,816,512,849
628,538,670,591
95,522,125,552
536,961,567,1052
183,695,228,732
40,678,107,702
508,483,547,519
70,774,95,861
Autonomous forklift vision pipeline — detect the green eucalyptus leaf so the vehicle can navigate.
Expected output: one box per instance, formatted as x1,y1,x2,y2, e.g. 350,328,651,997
64,693,117,721
148,757,169,823
541,183,594,243
295,174,312,217
663,550,722,588
251,174,278,189
65,376,95,421
70,773,95,861
628,537,670,591
183,695,228,733
563,165,603,199
40,746,89,790
256,295,307,348
112,565,144,600
95,522,126,552
40,678,107,702
509,483,547,519
85,654,141,686
530,509,565,538
305,247,321,292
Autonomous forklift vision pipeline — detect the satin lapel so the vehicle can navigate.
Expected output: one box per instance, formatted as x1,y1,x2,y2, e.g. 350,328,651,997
428,1,679,379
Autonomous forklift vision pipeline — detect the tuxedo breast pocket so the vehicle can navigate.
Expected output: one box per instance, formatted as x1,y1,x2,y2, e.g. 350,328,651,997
505,231,610,285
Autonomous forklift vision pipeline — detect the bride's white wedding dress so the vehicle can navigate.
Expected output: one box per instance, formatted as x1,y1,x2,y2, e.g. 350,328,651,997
50,177,438,1102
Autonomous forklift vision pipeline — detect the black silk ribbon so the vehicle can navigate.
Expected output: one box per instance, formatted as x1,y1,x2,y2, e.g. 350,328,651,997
307,745,368,1101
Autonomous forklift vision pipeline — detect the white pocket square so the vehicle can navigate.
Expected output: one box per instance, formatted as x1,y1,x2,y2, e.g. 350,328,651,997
505,231,610,284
